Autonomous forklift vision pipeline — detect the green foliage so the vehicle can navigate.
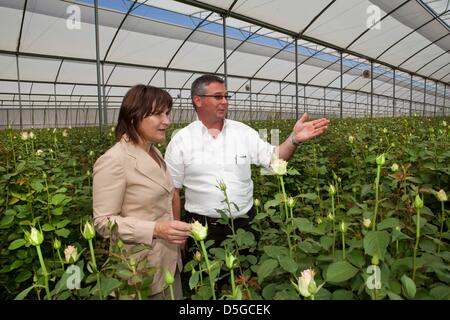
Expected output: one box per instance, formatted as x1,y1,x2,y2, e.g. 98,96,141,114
1,116,450,299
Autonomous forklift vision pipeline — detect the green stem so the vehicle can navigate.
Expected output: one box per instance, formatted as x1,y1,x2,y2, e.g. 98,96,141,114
199,265,204,287
45,178,51,223
136,289,142,300
412,208,420,281
230,269,236,299
289,206,294,228
341,232,346,260
56,248,65,270
396,240,399,258
36,245,52,300
8,130,16,166
35,286,41,300
168,284,175,300
280,176,288,221
200,240,216,300
285,226,293,258
255,205,262,231
31,139,35,155
372,165,381,231
222,188,244,277
88,239,103,300
438,201,445,254
224,190,237,240
331,193,336,257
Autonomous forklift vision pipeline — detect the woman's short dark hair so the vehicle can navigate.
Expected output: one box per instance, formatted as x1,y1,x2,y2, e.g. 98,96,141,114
115,85,172,144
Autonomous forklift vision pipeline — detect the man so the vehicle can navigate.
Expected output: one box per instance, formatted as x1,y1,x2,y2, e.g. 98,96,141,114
165,74,329,246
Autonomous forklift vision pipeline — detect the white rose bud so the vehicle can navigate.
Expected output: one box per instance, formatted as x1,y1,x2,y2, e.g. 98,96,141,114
194,251,202,262
191,220,207,241
225,252,238,270
216,180,227,192
26,227,44,246
327,212,334,221
414,194,424,209
328,184,336,196
64,245,78,264
363,218,371,228
376,154,385,166
348,135,355,144
21,132,29,141
435,189,447,202
53,238,61,250
297,269,319,298
81,221,96,240
391,163,399,172
339,221,348,233
287,197,296,209
270,158,288,176
164,270,174,286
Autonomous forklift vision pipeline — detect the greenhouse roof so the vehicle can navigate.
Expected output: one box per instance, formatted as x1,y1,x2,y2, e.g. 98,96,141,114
0,0,449,113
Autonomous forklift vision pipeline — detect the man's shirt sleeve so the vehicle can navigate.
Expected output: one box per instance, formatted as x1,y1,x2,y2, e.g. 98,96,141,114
164,135,185,189
247,127,276,169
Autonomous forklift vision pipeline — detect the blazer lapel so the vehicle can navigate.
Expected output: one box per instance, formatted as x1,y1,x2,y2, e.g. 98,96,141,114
123,140,172,193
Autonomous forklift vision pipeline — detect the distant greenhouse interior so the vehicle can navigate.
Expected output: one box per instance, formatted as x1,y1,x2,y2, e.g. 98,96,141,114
0,0,449,129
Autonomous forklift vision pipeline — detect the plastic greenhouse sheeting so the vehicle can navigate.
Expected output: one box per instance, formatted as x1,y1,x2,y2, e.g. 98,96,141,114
0,0,449,128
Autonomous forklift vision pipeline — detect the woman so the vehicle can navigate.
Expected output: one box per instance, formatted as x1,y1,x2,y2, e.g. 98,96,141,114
93,85,192,299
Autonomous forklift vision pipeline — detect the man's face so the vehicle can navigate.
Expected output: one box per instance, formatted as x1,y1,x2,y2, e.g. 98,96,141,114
194,82,229,122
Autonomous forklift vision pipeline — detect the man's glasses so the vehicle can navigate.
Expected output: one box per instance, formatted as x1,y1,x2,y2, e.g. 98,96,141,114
198,94,231,100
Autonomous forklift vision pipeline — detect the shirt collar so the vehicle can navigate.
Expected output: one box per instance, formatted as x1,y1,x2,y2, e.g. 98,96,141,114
197,118,229,136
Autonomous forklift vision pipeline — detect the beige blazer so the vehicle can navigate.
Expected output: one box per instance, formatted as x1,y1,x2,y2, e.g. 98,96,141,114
93,137,182,296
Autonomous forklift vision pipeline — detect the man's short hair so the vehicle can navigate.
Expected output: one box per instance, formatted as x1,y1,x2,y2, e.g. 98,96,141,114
191,74,225,108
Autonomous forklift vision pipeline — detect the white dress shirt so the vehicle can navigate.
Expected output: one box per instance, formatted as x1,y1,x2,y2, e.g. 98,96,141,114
165,119,275,218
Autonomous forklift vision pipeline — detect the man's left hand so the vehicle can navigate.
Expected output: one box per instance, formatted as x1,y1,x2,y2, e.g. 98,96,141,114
292,112,330,143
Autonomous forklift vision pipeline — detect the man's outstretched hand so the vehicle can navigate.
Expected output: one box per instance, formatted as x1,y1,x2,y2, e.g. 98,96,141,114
292,112,330,143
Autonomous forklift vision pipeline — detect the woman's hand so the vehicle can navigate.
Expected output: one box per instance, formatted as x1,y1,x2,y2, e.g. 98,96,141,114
154,220,192,245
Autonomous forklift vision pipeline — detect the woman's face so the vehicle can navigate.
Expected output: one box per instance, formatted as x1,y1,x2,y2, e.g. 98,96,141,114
137,107,171,144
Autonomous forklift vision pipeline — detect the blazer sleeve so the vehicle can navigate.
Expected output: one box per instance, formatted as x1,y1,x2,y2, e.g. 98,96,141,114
92,152,155,246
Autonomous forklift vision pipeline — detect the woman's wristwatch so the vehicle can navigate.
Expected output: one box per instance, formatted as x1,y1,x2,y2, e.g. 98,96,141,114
289,133,301,147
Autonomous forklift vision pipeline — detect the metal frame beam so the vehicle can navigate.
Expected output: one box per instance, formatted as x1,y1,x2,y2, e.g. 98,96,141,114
173,0,446,84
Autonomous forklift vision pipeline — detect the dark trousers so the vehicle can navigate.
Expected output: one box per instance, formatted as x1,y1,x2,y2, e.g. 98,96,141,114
182,208,256,295
184,207,255,248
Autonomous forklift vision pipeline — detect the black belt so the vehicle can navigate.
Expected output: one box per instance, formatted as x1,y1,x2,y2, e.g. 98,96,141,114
185,207,255,226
